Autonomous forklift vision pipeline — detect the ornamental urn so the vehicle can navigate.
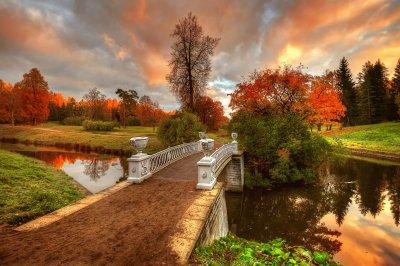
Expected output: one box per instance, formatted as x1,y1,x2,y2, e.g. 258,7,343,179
200,138,214,157
231,132,238,141
130,137,148,155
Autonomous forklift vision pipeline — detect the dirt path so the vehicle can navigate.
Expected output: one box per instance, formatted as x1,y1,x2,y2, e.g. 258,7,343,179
0,153,204,266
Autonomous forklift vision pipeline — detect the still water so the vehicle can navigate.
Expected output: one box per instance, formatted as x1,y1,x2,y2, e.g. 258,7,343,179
0,143,127,193
226,156,400,265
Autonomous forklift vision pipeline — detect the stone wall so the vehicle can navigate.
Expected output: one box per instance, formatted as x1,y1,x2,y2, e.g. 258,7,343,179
219,152,244,192
195,186,229,247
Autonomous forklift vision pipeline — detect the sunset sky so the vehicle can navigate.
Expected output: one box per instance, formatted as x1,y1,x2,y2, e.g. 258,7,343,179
1,0,399,113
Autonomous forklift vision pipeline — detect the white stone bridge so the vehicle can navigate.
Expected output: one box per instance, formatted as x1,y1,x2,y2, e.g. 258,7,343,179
126,133,244,191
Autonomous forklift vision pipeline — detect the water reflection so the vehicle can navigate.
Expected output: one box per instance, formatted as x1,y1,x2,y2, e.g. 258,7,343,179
0,143,127,193
226,156,400,265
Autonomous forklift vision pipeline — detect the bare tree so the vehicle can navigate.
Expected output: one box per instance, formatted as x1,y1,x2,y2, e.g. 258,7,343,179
83,87,106,120
166,12,219,111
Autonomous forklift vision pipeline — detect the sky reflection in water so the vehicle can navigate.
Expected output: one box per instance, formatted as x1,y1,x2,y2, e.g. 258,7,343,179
0,143,126,193
226,156,400,265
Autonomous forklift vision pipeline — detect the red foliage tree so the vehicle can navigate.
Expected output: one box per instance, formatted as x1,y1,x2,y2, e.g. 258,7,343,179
307,72,346,130
194,96,226,130
135,98,170,131
0,80,19,125
17,68,51,125
229,65,346,128
229,65,311,117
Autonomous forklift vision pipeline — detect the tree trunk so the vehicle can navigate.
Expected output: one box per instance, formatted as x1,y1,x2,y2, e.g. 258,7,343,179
11,111,15,126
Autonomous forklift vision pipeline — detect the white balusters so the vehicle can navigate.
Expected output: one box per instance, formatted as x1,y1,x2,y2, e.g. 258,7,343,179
127,140,201,183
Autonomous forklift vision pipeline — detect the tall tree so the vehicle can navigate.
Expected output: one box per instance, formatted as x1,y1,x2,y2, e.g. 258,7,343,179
357,60,390,124
83,88,107,121
115,88,138,127
166,12,219,111
194,96,226,130
0,80,19,125
17,68,51,125
335,57,357,126
307,71,346,131
392,59,400,117
229,65,311,118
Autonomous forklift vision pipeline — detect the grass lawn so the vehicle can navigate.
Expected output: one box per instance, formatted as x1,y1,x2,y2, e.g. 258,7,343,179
320,122,400,154
0,149,85,225
0,122,163,154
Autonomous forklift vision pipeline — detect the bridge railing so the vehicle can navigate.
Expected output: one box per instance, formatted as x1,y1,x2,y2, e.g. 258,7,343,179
211,143,236,178
127,141,201,183
197,133,238,190
149,141,200,173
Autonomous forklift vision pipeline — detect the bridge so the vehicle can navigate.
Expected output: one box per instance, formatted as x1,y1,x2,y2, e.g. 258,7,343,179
1,133,243,265
127,132,244,192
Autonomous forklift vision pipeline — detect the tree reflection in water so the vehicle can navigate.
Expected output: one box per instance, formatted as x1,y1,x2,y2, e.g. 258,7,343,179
226,155,400,257
82,159,110,181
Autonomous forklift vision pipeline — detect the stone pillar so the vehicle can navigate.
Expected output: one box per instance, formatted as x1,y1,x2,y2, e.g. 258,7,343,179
127,154,152,183
197,156,217,190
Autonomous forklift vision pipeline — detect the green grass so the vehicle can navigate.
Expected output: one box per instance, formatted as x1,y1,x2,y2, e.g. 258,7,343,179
192,233,338,265
207,130,231,144
0,123,163,154
0,149,84,225
322,122,400,154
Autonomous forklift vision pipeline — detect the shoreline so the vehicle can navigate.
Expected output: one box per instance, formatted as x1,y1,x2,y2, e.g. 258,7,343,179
346,148,400,162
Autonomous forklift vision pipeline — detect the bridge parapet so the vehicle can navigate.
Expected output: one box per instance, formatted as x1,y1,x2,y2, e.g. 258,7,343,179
197,133,242,190
127,141,201,183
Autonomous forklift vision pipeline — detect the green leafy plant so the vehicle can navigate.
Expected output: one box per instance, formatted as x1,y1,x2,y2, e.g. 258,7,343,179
192,233,338,266
229,112,332,185
157,112,205,147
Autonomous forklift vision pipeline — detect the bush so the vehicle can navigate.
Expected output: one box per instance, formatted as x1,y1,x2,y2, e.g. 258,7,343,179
157,112,205,147
229,112,331,184
82,120,116,131
127,116,141,126
62,116,87,126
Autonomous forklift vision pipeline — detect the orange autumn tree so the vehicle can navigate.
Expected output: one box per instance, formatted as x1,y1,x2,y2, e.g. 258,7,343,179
307,72,346,130
229,65,345,128
194,96,226,130
135,95,170,131
229,65,312,118
48,92,67,121
16,68,51,125
0,80,19,125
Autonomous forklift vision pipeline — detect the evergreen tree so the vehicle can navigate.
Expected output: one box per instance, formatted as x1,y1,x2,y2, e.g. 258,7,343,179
392,59,400,118
335,57,357,125
357,60,390,124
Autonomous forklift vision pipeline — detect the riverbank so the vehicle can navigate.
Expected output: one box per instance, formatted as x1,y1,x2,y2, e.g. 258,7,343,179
0,149,85,225
321,122,400,156
0,123,163,155
191,233,338,265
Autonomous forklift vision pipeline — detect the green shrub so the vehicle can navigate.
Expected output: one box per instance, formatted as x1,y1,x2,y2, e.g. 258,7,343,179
229,112,331,185
127,116,141,126
62,116,86,126
82,120,116,131
157,112,205,147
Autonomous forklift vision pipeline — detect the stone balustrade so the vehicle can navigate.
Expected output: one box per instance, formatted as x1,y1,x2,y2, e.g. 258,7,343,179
127,141,201,183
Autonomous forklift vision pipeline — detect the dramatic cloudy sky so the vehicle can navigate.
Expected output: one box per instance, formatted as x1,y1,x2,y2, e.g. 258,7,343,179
1,0,399,113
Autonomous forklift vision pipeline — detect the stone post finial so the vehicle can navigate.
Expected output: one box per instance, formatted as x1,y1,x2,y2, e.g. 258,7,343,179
127,137,152,183
231,133,238,153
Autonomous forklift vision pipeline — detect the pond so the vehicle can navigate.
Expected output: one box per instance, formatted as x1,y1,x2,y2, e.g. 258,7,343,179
226,156,400,265
0,143,127,194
